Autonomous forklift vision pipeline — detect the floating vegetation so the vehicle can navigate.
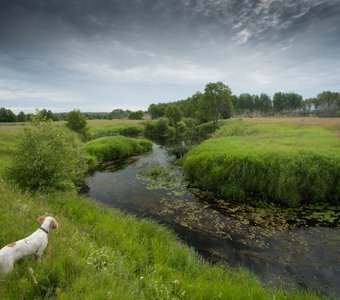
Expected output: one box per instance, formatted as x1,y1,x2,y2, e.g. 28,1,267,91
137,165,187,197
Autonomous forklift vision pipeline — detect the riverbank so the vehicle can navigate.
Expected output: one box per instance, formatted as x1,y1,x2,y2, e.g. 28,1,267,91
183,119,340,206
0,121,322,299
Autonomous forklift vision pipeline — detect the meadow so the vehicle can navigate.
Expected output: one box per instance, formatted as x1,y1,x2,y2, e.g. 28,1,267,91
0,119,323,299
183,118,340,206
87,119,144,139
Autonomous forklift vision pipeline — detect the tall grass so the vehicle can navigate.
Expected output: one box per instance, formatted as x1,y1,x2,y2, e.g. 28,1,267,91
0,124,29,175
84,136,152,167
184,119,340,206
0,180,320,299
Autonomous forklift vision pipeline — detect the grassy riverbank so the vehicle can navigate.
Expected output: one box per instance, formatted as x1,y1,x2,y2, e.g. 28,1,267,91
84,136,152,167
184,118,340,206
0,180,320,299
0,121,325,298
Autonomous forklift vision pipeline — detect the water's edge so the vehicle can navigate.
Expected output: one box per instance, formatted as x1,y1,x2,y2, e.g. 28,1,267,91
85,144,340,297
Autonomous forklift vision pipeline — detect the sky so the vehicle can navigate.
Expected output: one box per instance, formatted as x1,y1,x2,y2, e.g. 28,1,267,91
0,0,340,113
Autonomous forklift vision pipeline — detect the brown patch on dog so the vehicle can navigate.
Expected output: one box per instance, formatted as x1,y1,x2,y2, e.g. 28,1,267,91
7,242,16,248
38,215,46,224
51,218,58,229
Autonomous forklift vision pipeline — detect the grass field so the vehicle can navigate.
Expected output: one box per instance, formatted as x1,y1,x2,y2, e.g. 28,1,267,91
0,124,28,176
87,119,144,139
0,119,329,298
184,118,340,206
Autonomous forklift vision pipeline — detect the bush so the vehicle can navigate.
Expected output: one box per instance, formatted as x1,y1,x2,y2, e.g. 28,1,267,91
8,122,87,191
118,126,143,137
195,122,218,140
66,109,88,137
144,118,176,141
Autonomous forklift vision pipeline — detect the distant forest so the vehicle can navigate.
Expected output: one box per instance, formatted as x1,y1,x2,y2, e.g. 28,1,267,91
1,83,339,122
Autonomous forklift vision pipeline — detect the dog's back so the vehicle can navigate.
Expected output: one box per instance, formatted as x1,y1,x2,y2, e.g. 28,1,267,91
0,216,57,274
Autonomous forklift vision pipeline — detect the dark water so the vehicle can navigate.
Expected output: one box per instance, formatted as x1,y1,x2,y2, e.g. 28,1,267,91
86,144,340,297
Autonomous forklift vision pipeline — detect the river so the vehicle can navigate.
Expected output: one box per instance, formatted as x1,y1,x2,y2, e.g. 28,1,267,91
85,144,340,297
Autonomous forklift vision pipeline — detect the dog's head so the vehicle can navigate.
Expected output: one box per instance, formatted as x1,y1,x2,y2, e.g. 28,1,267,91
38,215,58,229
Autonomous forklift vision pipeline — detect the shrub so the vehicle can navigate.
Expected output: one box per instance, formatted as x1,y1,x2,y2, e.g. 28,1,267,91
8,122,87,191
195,122,218,140
144,118,176,141
118,126,143,137
66,109,88,137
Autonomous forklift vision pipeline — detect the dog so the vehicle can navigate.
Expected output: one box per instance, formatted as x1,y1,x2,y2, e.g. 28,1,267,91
0,216,58,274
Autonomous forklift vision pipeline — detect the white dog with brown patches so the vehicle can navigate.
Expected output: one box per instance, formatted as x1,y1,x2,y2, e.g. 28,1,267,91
0,216,58,274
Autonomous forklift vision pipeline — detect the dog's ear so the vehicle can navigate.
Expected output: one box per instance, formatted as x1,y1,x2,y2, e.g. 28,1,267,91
51,218,58,229
38,216,46,224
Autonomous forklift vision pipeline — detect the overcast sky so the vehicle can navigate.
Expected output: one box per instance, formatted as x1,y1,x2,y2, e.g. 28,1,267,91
1,0,339,113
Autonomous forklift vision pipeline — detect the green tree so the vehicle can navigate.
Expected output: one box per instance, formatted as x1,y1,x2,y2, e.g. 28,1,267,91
129,110,144,120
165,105,182,126
286,93,303,113
148,103,166,119
0,107,16,122
66,109,88,136
17,111,27,122
199,82,233,127
36,109,55,121
273,92,286,113
254,93,272,115
236,93,254,115
111,109,131,119
8,121,87,191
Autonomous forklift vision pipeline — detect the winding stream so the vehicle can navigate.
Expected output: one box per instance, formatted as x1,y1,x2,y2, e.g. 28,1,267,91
86,144,340,297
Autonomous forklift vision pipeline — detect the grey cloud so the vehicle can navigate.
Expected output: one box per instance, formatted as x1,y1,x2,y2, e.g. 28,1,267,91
0,0,339,112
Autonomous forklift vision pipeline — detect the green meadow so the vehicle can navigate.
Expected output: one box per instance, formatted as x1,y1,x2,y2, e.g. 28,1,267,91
183,119,340,206
0,119,329,299
87,119,144,139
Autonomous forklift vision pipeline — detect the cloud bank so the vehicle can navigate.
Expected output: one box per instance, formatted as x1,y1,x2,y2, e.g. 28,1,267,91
0,0,339,112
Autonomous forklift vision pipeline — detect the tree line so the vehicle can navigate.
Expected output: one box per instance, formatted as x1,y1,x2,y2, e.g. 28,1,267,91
1,85,339,123
148,86,340,122
0,108,145,122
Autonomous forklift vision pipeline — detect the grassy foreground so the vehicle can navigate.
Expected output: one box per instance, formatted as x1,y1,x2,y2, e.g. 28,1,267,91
0,180,320,299
184,118,340,206
0,121,323,299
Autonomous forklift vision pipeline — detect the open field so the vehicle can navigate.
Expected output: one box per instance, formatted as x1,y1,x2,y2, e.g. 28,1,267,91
244,117,340,126
87,119,144,138
184,118,340,206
